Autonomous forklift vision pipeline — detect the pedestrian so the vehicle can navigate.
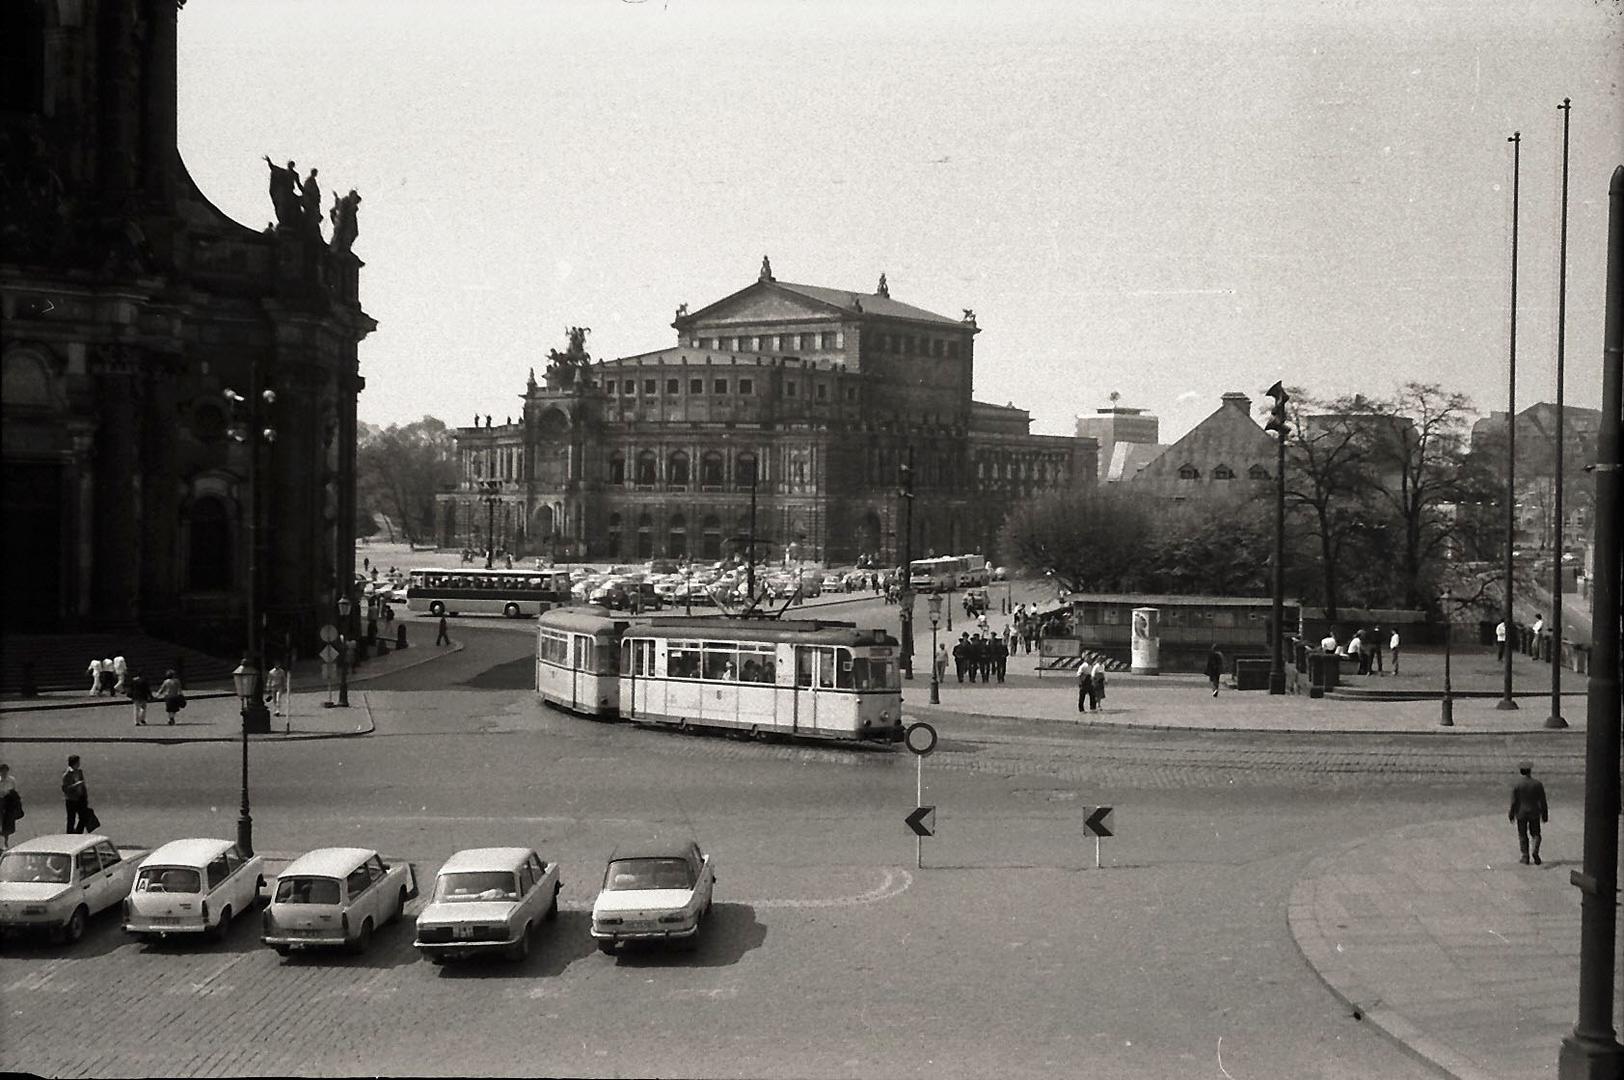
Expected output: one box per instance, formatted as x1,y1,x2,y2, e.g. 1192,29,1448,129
1371,626,1384,674
99,657,116,695
0,764,20,850
436,615,451,646
934,643,948,685
61,755,91,834
1508,760,1549,865
86,656,104,696
952,634,968,683
128,671,151,726
1357,631,1374,675
267,662,289,716
158,669,185,725
1496,619,1507,661
363,556,370,573
113,655,129,695
1077,660,1091,713
1320,628,1338,653
1205,645,1225,697
1389,627,1401,676
992,634,1008,683
1091,660,1106,712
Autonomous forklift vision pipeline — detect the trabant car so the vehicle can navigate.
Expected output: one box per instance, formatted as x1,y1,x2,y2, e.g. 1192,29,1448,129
413,847,562,963
123,838,265,942
0,834,147,943
591,838,715,954
261,847,417,955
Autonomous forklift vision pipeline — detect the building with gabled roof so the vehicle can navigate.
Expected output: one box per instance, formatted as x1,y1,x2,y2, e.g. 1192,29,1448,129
1128,392,1275,497
439,259,1096,564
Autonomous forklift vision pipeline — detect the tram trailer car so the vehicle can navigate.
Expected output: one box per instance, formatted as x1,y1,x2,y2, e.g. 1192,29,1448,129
535,607,634,718
621,618,903,743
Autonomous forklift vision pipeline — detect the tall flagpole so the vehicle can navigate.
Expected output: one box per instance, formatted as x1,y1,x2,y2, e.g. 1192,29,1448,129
1546,101,1571,729
1498,131,1522,710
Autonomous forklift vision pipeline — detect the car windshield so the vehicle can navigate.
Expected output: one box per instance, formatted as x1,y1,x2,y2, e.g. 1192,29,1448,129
603,857,694,892
433,871,518,902
0,852,72,884
136,867,202,894
274,876,342,905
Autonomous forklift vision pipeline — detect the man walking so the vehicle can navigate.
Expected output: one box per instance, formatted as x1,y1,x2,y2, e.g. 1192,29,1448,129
1508,761,1549,865
991,634,1008,683
952,633,968,684
1077,660,1091,713
61,755,89,834
436,615,451,646
1496,619,1508,661
1205,645,1225,697
1389,627,1401,676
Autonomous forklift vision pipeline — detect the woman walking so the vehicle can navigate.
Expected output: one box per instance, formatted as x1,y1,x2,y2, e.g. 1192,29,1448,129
157,669,186,725
1091,660,1107,712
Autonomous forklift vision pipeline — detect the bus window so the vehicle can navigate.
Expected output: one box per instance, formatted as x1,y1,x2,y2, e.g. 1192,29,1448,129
573,635,590,669
668,645,701,680
702,645,736,681
817,647,835,688
835,648,854,689
796,649,814,688
594,641,619,674
622,640,634,675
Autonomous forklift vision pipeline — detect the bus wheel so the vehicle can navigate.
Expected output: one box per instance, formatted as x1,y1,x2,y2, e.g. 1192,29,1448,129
429,601,446,617
504,602,521,618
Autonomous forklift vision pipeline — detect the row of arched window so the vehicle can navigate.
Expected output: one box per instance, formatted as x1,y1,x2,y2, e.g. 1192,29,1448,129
604,511,748,559
609,450,758,489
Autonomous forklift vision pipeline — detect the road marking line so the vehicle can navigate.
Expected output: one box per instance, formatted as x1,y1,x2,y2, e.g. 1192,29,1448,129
750,867,913,909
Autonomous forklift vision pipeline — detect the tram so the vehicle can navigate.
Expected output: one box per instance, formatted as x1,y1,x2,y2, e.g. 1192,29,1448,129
534,608,904,743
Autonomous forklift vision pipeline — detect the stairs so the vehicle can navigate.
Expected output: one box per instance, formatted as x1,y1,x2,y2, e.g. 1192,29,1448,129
0,634,239,696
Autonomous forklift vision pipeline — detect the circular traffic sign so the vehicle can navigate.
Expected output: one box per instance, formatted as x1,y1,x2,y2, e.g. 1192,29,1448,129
904,721,937,756
319,623,339,644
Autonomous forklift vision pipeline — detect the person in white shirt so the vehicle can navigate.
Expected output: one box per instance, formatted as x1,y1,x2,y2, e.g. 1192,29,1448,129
1389,628,1401,675
86,657,103,696
1496,620,1508,661
1320,631,1338,653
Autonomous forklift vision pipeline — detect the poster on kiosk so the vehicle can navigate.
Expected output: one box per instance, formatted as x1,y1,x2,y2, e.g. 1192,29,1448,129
1131,607,1160,675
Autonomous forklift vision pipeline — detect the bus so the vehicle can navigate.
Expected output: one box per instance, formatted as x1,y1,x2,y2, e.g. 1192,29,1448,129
953,554,990,589
406,567,573,618
534,608,904,743
908,556,960,592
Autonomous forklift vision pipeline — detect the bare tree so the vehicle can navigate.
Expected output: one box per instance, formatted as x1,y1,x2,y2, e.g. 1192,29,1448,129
1281,390,1381,619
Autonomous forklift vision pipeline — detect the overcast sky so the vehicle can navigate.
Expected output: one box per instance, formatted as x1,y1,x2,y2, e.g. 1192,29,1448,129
176,0,1622,443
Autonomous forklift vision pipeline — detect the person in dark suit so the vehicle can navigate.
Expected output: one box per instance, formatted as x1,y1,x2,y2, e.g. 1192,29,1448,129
1509,761,1550,865
1205,646,1225,697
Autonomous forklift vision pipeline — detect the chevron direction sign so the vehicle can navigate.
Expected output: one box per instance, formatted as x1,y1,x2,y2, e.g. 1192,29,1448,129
1083,806,1115,838
905,806,936,838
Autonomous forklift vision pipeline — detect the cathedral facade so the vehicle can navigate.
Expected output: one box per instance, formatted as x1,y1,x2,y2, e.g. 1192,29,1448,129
440,261,1094,565
0,0,374,652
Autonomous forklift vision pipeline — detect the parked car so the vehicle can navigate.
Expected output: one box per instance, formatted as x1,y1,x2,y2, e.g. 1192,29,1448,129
591,838,715,954
123,838,265,942
413,847,562,963
262,847,417,955
0,834,148,943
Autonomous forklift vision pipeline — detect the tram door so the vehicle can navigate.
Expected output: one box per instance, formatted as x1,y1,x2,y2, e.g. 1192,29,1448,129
624,639,655,718
793,646,835,733
571,634,591,710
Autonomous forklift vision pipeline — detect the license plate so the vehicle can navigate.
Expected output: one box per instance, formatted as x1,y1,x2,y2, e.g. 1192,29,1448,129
147,916,187,926
454,925,475,939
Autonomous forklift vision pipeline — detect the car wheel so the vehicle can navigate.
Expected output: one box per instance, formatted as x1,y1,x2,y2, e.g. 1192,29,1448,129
393,888,408,925
273,945,291,957
596,939,617,955
212,906,232,941
508,924,531,962
429,601,446,617
350,918,373,955
504,602,521,618
64,906,88,944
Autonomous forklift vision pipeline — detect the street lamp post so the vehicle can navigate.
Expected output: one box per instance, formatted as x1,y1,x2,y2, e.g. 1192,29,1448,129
1440,588,1454,727
336,593,352,708
1499,131,1522,711
480,478,501,569
898,448,916,680
230,659,257,856
223,377,275,737
1548,99,1573,730
1264,382,1290,695
927,594,942,704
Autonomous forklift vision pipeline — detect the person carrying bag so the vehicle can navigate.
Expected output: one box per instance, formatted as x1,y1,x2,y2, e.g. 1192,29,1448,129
157,670,186,725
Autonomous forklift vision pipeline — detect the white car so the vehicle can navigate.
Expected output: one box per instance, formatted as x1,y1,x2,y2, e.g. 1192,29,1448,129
0,834,148,943
591,838,715,954
262,847,417,955
123,838,265,942
414,847,562,963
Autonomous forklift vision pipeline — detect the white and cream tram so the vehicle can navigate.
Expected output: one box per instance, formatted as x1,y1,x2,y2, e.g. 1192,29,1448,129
621,619,903,743
535,610,904,743
535,607,634,718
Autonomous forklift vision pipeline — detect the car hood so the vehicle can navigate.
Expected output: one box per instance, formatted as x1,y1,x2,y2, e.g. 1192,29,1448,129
416,900,516,925
593,888,693,915
0,883,71,905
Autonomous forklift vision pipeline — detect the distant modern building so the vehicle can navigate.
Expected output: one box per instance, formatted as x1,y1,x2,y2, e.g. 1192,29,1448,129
1076,398,1164,483
1128,392,1274,497
0,0,374,649
1469,402,1601,553
440,260,1097,564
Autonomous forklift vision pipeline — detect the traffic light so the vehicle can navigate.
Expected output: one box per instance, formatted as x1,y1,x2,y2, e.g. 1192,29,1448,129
1264,381,1291,437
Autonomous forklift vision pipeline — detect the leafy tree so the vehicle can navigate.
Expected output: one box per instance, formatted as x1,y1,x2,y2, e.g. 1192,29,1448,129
355,416,459,544
998,486,1154,593
1281,390,1382,619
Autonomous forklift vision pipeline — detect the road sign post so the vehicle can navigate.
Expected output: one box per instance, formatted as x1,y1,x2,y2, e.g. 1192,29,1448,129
1083,805,1115,869
905,722,937,868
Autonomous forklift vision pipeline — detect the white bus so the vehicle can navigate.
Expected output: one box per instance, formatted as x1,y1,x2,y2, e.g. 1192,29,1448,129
406,567,573,618
954,554,991,588
908,556,960,592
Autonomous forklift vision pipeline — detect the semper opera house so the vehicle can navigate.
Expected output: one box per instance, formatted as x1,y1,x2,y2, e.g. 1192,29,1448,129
440,258,1096,566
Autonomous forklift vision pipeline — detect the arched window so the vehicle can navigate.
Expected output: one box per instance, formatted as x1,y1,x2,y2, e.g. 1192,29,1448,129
700,451,725,488
701,514,723,559
636,512,654,557
1177,463,1201,481
1212,463,1236,480
635,450,657,485
736,451,758,489
669,451,690,488
187,497,233,591
608,452,625,485
1248,464,1271,481
606,512,622,556
668,513,688,557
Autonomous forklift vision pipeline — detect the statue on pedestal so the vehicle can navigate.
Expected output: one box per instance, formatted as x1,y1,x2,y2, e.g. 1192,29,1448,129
264,157,302,229
329,189,362,254
543,327,592,390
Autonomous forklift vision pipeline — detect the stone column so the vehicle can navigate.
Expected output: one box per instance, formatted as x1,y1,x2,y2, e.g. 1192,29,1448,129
90,349,141,623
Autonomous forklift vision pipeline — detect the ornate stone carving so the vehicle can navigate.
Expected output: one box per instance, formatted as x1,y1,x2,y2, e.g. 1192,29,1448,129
543,327,592,390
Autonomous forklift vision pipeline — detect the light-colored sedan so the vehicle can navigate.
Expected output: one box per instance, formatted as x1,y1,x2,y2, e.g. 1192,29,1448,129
413,847,562,963
261,847,417,955
123,838,265,942
0,834,148,943
591,838,715,954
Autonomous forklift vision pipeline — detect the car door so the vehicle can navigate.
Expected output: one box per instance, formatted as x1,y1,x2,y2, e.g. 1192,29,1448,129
514,861,536,926
345,864,376,928
74,848,106,914
224,847,255,914
204,855,232,925
367,855,397,919
93,842,128,912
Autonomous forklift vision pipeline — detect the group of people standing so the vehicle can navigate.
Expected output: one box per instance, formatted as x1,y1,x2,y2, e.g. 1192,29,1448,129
940,631,1012,684
1076,659,1107,712
88,657,185,726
